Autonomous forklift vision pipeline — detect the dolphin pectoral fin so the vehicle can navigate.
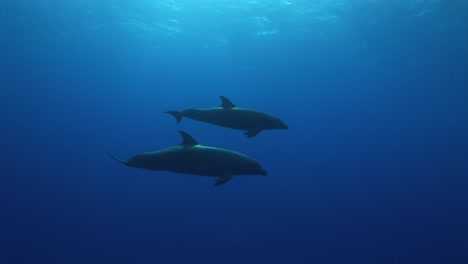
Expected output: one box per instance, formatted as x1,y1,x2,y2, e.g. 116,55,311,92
219,96,236,109
165,111,183,123
244,129,262,138
214,174,234,186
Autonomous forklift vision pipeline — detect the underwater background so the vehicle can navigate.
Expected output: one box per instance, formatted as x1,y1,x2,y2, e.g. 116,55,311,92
1,0,467,263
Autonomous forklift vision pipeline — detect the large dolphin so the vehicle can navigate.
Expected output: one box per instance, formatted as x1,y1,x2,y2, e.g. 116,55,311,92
165,96,289,138
107,131,267,186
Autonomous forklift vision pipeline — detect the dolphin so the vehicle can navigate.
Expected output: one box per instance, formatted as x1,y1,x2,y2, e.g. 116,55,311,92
165,96,289,138
107,130,267,186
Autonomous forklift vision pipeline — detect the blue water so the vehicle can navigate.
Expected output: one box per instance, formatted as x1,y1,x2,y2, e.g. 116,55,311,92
1,1,467,263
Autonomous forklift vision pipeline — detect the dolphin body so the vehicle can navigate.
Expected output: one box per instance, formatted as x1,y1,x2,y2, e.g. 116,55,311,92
165,96,289,138
107,131,267,186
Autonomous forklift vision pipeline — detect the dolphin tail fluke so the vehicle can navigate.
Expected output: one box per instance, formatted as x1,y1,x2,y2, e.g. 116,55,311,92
106,152,129,166
165,111,183,123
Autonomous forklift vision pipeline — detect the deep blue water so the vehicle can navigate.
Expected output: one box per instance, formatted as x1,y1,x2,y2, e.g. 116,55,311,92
1,1,467,263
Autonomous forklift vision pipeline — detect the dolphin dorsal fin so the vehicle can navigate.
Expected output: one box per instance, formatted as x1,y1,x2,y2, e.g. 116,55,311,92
178,130,199,146
219,96,236,109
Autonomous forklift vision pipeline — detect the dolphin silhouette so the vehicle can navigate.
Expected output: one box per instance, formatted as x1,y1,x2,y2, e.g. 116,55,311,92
165,96,289,138
107,131,267,186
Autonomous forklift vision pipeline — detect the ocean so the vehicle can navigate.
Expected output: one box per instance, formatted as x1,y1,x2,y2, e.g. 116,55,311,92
1,0,467,263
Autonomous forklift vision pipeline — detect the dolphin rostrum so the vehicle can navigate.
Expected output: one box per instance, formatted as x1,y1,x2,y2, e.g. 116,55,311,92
107,130,267,186
165,96,289,138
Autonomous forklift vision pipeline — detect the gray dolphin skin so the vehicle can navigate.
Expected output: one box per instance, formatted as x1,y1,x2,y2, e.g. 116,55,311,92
107,131,267,186
165,96,289,138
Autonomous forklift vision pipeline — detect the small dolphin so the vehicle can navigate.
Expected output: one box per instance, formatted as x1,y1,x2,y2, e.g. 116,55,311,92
165,96,289,138
107,130,267,186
